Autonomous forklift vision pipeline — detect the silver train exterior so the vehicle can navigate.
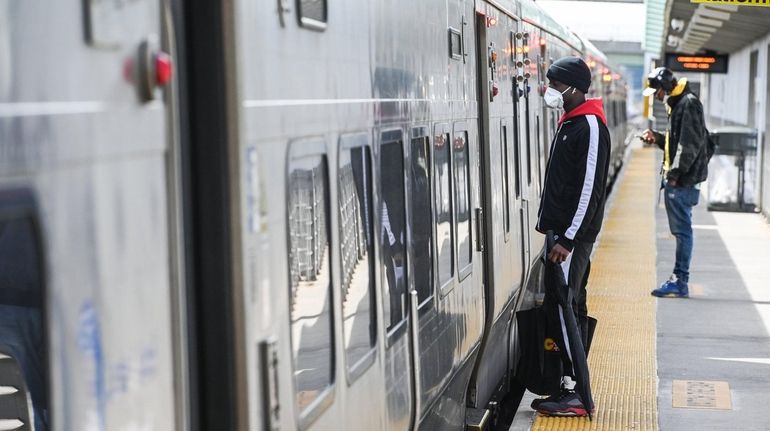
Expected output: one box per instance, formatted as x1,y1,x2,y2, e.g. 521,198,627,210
0,0,629,430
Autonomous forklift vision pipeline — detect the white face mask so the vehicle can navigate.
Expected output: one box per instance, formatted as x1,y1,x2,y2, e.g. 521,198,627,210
544,86,573,110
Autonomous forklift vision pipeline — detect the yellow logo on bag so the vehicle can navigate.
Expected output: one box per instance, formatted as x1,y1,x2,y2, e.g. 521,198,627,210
544,338,559,352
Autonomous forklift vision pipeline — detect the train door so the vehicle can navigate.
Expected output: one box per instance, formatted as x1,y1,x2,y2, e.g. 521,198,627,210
468,3,527,413
0,0,184,429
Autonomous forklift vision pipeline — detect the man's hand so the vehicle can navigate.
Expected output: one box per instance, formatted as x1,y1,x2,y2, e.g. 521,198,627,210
641,129,656,144
547,243,571,264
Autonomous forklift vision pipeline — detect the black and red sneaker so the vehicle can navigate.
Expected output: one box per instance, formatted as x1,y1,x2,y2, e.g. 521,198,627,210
535,390,588,417
530,388,569,410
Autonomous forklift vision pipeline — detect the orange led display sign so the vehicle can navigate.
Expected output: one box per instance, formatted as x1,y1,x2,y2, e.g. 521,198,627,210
664,53,728,74
691,0,770,7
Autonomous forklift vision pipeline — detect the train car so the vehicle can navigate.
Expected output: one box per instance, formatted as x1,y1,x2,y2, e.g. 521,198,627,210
0,1,185,430
0,0,629,430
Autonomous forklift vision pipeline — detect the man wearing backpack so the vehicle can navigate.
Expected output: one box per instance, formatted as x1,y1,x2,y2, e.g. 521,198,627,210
641,67,711,298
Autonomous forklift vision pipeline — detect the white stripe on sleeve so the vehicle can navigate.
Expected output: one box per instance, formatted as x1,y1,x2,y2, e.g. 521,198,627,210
565,115,599,240
558,253,575,374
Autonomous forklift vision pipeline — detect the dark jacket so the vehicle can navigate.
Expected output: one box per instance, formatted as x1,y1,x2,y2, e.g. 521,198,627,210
652,84,708,186
537,98,611,251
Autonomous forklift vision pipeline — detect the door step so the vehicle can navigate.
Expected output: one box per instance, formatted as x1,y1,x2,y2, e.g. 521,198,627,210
465,407,490,431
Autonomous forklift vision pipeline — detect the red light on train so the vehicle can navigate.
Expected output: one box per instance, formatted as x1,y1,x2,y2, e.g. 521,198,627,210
155,52,173,87
539,38,546,46
612,73,621,80
486,16,498,27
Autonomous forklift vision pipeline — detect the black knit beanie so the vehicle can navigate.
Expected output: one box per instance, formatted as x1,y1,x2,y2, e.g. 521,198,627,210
546,56,592,94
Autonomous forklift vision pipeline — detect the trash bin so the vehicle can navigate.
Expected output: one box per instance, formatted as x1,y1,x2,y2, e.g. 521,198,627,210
707,127,759,212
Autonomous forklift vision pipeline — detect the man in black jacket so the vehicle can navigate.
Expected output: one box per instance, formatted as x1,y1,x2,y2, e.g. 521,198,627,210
532,56,611,417
642,67,708,298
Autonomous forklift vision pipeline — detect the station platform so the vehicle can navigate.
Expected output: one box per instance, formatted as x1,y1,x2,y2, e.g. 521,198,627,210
510,145,770,431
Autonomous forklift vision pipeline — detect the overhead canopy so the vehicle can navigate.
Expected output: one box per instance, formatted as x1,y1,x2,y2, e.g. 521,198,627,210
665,1,770,55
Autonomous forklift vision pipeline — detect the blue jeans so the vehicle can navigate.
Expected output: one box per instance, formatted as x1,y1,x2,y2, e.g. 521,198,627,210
664,184,700,283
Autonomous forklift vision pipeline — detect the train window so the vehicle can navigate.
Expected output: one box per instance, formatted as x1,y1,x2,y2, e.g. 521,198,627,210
449,28,463,60
287,143,335,419
409,133,434,308
433,125,454,287
535,115,543,186
298,0,327,30
0,189,48,431
501,124,511,236
511,87,522,199
454,128,472,274
380,131,408,335
338,134,376,378
524,84,532,185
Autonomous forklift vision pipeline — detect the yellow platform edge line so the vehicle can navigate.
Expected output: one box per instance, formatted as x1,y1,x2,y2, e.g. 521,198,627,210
532,148,659,431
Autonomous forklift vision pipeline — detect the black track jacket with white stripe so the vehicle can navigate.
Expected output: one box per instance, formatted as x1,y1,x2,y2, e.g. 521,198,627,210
536,98,611,252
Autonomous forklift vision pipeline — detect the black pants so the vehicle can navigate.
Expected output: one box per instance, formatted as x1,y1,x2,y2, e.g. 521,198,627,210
556,239,593,377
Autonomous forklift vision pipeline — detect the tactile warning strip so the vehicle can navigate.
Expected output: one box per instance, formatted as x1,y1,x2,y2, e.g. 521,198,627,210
532,148,659,431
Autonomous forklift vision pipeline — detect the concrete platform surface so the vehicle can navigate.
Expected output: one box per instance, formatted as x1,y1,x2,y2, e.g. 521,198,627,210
655,173,770,431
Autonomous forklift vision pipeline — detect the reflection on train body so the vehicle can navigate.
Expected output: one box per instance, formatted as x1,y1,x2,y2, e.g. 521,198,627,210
338,139,376,370
288,151,334,414
381,139,408,333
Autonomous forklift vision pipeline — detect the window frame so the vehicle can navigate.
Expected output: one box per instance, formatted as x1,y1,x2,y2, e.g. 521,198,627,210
408,126,437,313
449,27,463,61
453,122,473,282
336,132,378,384
297,0,328,31
523,68,533,186
285,138,336,429
378,128,410,344
432,122,455,297
501,119,512,242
